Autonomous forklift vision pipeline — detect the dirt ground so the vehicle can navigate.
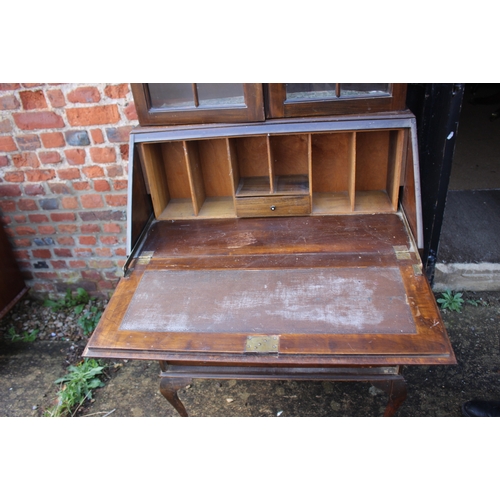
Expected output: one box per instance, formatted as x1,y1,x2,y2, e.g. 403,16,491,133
1,290,499,417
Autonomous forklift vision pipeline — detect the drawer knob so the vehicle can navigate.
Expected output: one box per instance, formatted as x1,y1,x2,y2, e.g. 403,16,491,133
270,205,276,211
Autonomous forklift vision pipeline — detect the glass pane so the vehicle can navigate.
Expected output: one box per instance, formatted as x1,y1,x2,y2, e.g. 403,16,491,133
148,83,195,109
286,83,337,101
339,84,390,97
197,83,245,107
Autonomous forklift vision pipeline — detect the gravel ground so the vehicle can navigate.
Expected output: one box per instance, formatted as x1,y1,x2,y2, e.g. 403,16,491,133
1,290,500,417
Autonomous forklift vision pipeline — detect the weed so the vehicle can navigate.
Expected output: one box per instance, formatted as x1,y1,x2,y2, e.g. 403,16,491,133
78,305,103,336
437,290,464,312
44,358,106,417
44,287,91,314
6,326,38,343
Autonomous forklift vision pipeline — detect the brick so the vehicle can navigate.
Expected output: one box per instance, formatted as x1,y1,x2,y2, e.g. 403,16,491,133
105,194,127,206
66,105,119,126
50,212,76,222
57,237,75,246
28,214,48,223
46,88,65,108
32,249,52,259
81,194,104,208
32,283,56,293
75,248,93,256
100,235,119,245
115,247,126,256
38,225,56,235
69,260,86,269
90,147,116,163
106,165,123,177
13,250,30,260
51,260,68,269
0,200,16,212
0,136,17,152
14,238,31,247
0,155,9,167
81,224,100,233
13,214,27,223
19,90,48,110
58,224,77,233
103,223,121,233
65,148,86,165
4,171,25,182
12,152,40,168
22,84,42,88
0,95,20,110
65,130,90,146
54,248,72,257
104,84,129,99
83,166,104,178
73,181,90,191
94,179,110,191
0,119,13,133
40,132,65,148
33,271,58,280
34,261,49,269
33,237,54,246
95,248,112,257
16,226,36,236
67,86,101,103
13,111,65,130
82,270,101,280
26,169,55,182
79,235,97,245
39,151,62,164
0,84,20,91
90,128,104,144
106,126,132,143
0,184,22,197
18,199,38,210
119,144,129,162
89,259,114,269
16,134,41,151
61,197,78,209
58,168,80,180
24,184,45,196
48,182,71,194
113,179,128,190
124,102,138,121
39,198,59,210
79,210,125,222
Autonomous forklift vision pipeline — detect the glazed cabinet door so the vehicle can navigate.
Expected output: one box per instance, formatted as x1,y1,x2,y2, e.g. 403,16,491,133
131,83,265,126
265,84,407,118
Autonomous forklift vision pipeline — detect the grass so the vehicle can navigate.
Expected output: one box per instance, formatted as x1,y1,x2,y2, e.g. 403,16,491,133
44,358,107,417
5,326,39,343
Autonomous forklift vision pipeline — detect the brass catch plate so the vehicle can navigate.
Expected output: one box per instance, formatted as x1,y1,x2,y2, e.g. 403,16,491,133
245,335,279,353
394,246,411,260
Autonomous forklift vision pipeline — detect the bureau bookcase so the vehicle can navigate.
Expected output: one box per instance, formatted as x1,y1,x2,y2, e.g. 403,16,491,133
84,85,454,416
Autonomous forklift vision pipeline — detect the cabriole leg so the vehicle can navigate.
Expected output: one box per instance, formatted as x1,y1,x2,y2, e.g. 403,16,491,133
371,378,408,417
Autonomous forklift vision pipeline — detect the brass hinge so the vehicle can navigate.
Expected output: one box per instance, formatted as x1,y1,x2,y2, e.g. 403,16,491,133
137,251,154,265
245,335,279,354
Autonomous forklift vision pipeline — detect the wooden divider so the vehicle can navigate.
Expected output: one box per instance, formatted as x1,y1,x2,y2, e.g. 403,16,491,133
139,129,405,220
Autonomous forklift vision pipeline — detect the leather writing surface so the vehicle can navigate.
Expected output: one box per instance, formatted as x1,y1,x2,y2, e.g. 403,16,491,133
120,267,415,335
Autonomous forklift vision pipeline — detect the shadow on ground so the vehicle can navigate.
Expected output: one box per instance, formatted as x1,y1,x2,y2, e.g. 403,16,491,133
1,291,499,417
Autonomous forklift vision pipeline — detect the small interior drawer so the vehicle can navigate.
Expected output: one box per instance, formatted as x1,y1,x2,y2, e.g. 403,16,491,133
235,194,311,217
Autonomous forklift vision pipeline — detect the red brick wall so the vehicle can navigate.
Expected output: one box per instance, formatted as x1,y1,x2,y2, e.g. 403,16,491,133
0,83,138,298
